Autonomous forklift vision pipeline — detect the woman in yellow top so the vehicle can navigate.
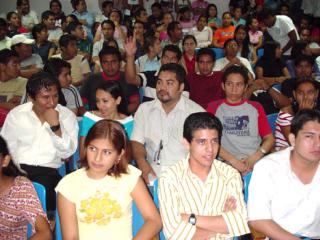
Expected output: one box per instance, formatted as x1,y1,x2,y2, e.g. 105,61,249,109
56,120,162,240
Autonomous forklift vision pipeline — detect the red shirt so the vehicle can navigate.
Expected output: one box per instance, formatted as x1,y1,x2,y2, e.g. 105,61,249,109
183,53,196,74
186,71,224,109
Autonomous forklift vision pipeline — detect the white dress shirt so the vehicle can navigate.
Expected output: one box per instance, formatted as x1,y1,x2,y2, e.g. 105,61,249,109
19,10,39,29
213,56,256,79
131,96,204,175
248,147,320,238
190,26,213,48
1,102,79,169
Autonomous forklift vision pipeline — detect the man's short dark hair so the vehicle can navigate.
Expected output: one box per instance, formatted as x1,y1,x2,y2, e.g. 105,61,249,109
17,0,28,7
258,7,275,21
66,21,82,34
158,63,186,85
32,23,47,39
290,109,320,137
26,71,59,99
135,7,147,18
151,2,161,9
196,48,216,62
222,65,249,85
0,18,7,28
98,46,122,62
6,12,17,21
144,36,158,52
0,49,19,65
162,44,182,61
59,34,77,48
183,112,223,143
223,38,237,49
44,58,71,78
101,0,113,9
50,0,62,10
294,54,315,66
167,21,180,37
41,10,54,21
101,19,115,31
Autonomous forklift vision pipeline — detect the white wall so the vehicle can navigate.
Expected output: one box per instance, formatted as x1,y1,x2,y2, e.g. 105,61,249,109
0,0,101,19
0,0,229,20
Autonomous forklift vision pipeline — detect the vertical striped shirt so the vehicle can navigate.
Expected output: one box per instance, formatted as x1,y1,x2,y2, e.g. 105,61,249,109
158,156,250,239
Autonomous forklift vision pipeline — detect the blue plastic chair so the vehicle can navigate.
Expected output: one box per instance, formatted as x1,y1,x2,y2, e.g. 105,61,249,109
267,112,279,134
257,48,264,58
211,48,224,59
243,172,252,204
132,200,145,237
27,182,47,238
55,208,62,240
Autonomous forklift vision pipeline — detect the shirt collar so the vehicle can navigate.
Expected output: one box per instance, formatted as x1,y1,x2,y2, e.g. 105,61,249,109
152,95,186,113
181,153,217,183
101,71,120,81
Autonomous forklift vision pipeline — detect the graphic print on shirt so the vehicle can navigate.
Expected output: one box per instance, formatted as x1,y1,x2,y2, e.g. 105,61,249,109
223,115,250,136
79,190,122,225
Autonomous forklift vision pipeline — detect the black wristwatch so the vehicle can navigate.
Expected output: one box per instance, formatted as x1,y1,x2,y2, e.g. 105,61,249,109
188,213,196,225
50,124,60,132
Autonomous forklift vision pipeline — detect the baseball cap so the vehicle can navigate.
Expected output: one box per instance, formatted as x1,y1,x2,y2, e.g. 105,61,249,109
11,34,35,46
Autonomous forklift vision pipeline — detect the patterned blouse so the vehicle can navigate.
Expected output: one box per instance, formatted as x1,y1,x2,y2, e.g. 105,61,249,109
0,176,47,239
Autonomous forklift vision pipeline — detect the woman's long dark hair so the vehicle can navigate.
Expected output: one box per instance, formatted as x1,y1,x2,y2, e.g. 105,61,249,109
0,136,25,177
234,24,250,58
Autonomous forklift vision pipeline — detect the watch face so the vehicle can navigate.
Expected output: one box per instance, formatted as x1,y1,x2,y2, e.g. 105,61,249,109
189,214,196,225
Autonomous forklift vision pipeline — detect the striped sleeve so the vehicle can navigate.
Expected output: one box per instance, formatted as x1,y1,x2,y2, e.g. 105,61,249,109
158,174,196,240
221,171,251,236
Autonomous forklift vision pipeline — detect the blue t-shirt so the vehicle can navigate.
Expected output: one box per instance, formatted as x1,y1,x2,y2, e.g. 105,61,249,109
80,111,134,139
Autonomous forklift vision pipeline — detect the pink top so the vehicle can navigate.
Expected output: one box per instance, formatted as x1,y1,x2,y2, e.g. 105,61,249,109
249,30,263,45
0,176,48,239
275,110,293,150
159,31,169,41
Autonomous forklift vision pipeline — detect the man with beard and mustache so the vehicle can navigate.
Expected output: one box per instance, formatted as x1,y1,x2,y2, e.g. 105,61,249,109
131,63,204,184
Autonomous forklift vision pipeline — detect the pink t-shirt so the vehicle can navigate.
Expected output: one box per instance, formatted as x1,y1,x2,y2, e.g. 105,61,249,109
249,30,263,45
0,177,48,239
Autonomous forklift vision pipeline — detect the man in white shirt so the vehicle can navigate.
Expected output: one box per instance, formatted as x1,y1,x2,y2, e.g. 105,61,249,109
248,109,320,239
258,7,299,58
213,38,255,82
131,63,204,183
1,72,78,211
159,112,250,239
11,34,43,79
16,0,39,30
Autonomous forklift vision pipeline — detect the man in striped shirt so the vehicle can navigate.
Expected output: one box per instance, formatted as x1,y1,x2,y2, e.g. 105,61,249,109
158,112,250,239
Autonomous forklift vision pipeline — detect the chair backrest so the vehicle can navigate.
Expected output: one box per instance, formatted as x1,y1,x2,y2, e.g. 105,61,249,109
132,200,145,237
211,48,224,59
27,182,47,238
55,208,62,240
257,48,264,58
267,112,279,134
243,172,252,204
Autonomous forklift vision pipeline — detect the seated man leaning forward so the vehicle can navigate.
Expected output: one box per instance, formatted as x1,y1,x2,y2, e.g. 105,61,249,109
248,108,320,240
158,112,250,240
1,72,78,212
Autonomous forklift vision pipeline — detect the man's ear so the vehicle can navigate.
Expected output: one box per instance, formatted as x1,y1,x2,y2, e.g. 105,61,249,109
179,82,185,92
288,133,296,147
221,82,225,91
182,138,190,151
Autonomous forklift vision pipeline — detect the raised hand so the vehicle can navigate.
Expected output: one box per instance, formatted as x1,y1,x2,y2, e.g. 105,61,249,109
124,37,137,57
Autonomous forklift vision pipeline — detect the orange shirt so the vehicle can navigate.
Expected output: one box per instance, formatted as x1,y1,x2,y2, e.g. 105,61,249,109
213,25,235,47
